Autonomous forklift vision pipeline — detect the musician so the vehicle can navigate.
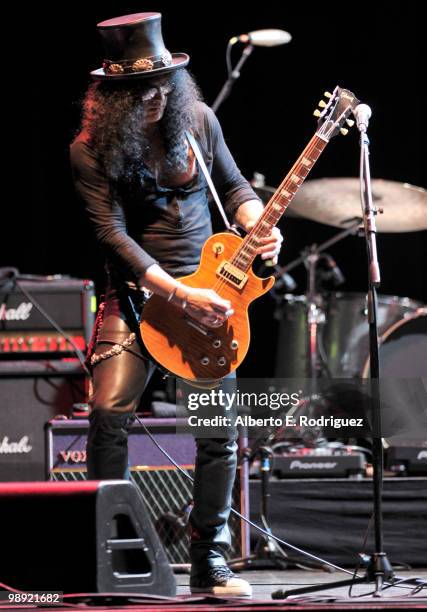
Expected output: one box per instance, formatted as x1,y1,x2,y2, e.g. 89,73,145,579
70,13,282,597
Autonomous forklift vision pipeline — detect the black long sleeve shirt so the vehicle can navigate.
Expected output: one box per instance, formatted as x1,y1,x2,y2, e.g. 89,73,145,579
70,102,260,283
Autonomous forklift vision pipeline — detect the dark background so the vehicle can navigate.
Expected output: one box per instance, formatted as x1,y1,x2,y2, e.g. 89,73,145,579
6,0,426,378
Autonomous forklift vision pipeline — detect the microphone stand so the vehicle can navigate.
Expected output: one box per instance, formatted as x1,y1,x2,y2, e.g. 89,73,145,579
272,112,424,600
211,44,253,113
352,116,395,594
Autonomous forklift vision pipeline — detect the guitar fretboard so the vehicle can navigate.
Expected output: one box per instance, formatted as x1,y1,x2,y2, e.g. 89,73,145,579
232,134,328,271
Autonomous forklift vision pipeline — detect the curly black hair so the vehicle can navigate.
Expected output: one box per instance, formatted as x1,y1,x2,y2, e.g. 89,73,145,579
80,69,202,182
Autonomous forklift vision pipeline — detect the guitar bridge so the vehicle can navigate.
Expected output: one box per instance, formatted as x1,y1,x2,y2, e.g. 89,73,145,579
216,261,248,290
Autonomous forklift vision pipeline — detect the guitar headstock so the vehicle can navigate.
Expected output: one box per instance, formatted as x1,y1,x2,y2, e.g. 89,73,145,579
314,86,360,140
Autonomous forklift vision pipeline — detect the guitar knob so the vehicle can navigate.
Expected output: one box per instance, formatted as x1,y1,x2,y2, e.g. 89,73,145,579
217,357,226,366
230,340,239,350
212,339,221,348
346,118,355,127
324,91,332,98
201,356,210,365
340,128,349,136
212,242,224,255
318,100,327,108
313,109,322,117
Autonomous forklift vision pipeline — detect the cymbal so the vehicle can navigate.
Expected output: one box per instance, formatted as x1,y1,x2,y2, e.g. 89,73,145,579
289,178,427,232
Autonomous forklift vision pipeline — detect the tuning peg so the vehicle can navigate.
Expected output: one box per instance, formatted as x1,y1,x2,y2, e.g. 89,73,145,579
318,100,327,108
313,109,322,117
340,128,349,136
324,91,332,98
346,119,355,127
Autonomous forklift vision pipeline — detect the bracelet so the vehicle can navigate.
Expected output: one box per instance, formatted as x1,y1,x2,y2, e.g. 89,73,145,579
167,283,180,303
167,282,189,310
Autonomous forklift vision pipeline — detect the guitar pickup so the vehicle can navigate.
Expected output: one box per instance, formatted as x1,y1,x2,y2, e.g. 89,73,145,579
216,261,248,290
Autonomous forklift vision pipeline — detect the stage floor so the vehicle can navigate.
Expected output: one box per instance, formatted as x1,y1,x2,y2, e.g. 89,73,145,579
177,567,427,596
4,569,427,611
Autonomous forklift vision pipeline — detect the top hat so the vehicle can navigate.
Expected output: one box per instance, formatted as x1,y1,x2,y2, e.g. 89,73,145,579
90,12,190,80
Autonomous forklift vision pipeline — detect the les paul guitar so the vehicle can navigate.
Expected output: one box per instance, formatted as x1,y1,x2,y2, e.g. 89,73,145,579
140,86,360,381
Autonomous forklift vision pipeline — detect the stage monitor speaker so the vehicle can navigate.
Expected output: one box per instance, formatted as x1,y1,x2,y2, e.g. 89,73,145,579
46,418,250,565
0,480,176,596
0,360,86,481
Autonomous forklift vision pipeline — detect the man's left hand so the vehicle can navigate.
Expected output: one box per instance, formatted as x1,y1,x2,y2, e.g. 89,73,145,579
245,221,284,266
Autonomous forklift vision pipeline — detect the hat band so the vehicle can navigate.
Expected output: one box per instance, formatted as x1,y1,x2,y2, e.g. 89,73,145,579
103,50,173,75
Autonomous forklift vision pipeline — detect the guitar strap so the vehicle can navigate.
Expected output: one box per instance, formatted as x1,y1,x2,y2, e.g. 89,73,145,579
185,130,240,236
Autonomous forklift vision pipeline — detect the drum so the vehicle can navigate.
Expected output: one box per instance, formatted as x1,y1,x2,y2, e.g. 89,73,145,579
322,293,422,377
362,308,427,378
275,292,422,379
274,294,311,379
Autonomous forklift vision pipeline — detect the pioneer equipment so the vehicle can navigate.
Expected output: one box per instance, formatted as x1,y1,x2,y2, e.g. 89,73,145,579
0,480,176,595
386,439,427,476
271,449,367,479
0,277,96,358
46,418,250,565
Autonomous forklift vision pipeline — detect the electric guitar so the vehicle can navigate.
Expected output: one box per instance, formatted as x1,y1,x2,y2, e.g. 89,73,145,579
140,86,360,381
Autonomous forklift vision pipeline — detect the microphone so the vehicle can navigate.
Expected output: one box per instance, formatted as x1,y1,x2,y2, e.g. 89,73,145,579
323,255,345,286
275,271,297,292
353,104,372,132
263,260,297,291
230,29,292,47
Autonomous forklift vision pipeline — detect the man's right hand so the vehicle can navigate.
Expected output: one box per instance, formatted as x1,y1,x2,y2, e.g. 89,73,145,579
140,265,233,329
178,286,233,328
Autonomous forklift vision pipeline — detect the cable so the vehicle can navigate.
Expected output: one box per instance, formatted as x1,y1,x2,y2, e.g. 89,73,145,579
15,280,91,378
348,514,374,597
133,412,362,578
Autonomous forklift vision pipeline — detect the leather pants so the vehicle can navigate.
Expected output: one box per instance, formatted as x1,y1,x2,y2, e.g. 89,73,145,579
87,286,238,573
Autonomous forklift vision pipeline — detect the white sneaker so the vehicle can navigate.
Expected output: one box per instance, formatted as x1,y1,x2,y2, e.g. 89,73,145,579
190,565,252,597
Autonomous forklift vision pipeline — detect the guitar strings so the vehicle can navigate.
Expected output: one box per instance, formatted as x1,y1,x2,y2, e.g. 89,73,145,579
210,136,327,297
223,137,324,275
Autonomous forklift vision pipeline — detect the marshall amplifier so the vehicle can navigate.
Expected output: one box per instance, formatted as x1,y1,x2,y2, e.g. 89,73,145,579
271,450,367,479
0,277,96,358
46,418,250,565
0,360,86,481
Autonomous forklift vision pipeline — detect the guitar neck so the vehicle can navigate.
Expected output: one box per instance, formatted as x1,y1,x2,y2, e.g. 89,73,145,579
234,133,328,270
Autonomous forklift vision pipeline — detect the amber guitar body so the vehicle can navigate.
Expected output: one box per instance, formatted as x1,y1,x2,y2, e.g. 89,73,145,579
140,232,274,381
